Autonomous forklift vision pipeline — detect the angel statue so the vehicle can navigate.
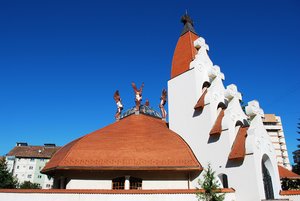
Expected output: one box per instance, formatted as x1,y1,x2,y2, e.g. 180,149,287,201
131,82,144,111
113,90,123,120
159,89,167,119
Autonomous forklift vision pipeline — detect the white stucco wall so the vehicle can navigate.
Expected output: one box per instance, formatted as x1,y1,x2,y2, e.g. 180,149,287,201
66,179,189,190
66,180,112,189
142,180,188,189
167,37,282,201
0,192,237,201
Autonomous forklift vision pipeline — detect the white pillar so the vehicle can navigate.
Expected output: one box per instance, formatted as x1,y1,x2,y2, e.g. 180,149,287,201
125,176,130,190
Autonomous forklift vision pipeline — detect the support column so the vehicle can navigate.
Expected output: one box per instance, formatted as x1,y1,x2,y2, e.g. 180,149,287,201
60,177,65,189
125,176,130,190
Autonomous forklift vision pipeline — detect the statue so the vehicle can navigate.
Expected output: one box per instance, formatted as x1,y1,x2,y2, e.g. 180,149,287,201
145,99,150,107
113,90,123,120
131,82,144,111
159,89,167,119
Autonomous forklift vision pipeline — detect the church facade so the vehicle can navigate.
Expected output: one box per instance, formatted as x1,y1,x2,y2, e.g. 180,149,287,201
1,14,299,201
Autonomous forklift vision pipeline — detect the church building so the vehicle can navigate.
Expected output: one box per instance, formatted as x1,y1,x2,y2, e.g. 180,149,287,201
33,14,299,201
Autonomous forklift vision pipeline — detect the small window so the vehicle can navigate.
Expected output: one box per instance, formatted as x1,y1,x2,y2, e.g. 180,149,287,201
27,174,32,179
39,166,42,170
29,166,33,170
218,174,228,188
30,158,35,162
40,159,45,162
46,184,51,188
112,177,125,190
130,177,142,189
16,166,19,169
38,175,42,179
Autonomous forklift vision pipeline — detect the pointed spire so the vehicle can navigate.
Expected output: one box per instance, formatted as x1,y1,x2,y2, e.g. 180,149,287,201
171,13,199,78
180,13,197,36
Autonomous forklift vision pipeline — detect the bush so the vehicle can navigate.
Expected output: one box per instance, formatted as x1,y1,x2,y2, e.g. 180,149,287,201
197,163,225,201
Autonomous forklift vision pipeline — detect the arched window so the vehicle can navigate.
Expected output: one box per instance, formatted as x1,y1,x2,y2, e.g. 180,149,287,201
218,174,228,188
112,177,125,190
262,157,274,199
130,177,142,189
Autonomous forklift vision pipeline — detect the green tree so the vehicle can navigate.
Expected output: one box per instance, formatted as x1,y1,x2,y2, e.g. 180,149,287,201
0,157,18,189
19,181,41,189
197,163,225,201
293,121,300,175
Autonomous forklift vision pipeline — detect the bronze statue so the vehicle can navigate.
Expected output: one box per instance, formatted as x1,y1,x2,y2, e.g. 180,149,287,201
160,89,167,119
113,90,123,120
131,82,144,111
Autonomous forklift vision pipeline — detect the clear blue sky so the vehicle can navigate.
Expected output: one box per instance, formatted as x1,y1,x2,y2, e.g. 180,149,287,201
0,0,299,164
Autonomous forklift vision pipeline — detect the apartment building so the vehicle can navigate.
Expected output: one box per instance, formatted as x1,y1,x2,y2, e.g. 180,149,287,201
263,114,291,170
6,142,60,189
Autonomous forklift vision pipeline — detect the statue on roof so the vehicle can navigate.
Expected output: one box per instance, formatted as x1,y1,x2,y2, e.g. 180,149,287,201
145,99,150,107
159,89,167,119
131,82,144,111
113,90,123,120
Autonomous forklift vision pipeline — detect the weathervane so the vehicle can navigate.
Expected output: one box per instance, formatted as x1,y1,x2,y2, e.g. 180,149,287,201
113,90,123,120
159,89,167,120
131,82,144,111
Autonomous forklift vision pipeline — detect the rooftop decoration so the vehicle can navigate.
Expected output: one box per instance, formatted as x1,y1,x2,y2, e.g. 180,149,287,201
159,89,167,120
113,90,123,120
131,82,144,111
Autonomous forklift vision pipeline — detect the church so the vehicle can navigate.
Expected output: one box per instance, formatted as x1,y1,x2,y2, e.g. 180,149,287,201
1,14,300,201
39,14,284,200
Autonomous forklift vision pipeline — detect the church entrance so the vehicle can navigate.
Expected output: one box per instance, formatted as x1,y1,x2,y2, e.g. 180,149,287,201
262,161,274,200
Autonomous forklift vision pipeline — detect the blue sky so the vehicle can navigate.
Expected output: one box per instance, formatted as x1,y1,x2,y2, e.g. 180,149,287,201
0,0,299,164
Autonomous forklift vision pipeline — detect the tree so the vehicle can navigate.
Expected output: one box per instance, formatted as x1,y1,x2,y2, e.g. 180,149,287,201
0,157,18,189
197,163,225,201
293,121,300,175
19,181,41,189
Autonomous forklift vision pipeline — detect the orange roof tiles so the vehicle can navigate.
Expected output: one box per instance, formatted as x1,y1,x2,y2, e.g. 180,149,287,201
42,114,202,174
194,89,208,111
171,31,199,79
278,165,300,179
228,126,249,161
210,109,225,136
280,190,300,195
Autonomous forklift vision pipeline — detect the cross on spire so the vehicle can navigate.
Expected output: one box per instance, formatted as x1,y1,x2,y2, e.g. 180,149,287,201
180,13,197,36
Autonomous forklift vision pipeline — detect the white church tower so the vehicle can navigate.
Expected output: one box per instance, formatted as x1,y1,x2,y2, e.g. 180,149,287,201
168,14,281,201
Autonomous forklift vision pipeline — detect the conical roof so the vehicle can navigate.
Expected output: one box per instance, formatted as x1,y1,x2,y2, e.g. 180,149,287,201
171,14,199,78
42,114,202,174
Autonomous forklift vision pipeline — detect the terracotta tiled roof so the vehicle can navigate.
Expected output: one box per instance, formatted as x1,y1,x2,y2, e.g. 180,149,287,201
228,126,249,161
278,165,300,179
42,114,202,174
280,190,300,195
210,109,225,136
171,31,199,79
194,89,208,111
6,145,60,159
0,188,235,194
